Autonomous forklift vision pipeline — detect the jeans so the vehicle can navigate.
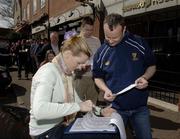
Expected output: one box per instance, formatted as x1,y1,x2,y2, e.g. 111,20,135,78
117,106,152,139
34,125,64,139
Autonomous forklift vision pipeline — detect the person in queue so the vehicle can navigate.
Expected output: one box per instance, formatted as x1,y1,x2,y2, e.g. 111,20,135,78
74,16,101,105
37,32,60,64
29,35,93,139
93,13,156,139
39,50,55,67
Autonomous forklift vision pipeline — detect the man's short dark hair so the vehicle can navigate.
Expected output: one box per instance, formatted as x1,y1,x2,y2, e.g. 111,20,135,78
104,13,125,31
81,16,94,27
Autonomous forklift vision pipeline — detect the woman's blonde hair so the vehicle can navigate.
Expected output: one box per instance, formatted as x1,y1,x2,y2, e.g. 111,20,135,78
61,35,91,57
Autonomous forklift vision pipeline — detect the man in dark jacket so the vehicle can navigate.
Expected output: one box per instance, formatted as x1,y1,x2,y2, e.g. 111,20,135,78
16,39,30,80
93,13,156,139
37,32,60,64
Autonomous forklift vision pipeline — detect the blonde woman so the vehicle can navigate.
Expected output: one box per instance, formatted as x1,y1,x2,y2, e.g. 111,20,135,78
29,35,93,139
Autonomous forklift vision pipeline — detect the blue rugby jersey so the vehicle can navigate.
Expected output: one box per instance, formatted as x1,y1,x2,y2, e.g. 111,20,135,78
93,32,156,110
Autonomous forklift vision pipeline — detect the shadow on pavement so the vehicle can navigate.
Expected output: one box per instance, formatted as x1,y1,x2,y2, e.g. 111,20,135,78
151,115,180,130
0,83,27,105
11,83,26,96
0,85,17,104
149,105,165,112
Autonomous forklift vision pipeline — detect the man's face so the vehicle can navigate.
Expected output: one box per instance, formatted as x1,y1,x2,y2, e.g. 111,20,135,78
81,24,94,38
104,23,125,47
51,33,59,44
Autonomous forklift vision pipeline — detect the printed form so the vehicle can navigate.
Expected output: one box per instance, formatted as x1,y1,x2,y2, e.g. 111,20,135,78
69,112,126,139
113,83,137,96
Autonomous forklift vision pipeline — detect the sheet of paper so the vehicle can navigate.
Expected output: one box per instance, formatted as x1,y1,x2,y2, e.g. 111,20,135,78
113,83,137,96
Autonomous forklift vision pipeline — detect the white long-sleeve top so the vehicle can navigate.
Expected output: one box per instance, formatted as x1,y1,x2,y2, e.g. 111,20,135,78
29,63,81,136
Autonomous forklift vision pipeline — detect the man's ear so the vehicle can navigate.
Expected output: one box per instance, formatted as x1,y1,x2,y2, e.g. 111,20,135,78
123,26,126,35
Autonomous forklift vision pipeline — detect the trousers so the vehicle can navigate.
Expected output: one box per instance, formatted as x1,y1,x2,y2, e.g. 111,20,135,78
34,125,64,139
117,106,152,139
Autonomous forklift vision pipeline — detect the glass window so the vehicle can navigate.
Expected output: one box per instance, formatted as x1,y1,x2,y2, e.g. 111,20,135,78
33,0,37,14
27,3,30,20
23,8,26,20
15,0,18,11
41,0,46,8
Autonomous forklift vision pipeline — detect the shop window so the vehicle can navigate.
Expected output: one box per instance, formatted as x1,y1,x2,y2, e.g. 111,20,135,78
27,3,30,20
32,0,37,14
23,8,26,20
15,0,18,11
41,0,45,8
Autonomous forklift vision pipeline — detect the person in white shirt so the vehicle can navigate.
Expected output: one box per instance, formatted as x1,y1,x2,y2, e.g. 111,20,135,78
74,16,101,105
29,35,93,139
50,32,60,55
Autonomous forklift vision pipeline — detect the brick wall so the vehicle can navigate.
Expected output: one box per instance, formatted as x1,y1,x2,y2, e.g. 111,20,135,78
19,0,101,39
49,0,80,17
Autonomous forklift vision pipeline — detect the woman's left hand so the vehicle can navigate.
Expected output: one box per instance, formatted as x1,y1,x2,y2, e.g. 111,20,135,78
79,100,93,112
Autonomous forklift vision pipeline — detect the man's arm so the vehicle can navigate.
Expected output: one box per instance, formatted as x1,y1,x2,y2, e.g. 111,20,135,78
141,65,156,80
94,78,109,92
135,65,156,89
94,78,115,101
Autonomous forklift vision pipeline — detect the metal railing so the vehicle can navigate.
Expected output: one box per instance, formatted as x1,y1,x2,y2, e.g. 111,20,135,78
148,69,180,104
148,85,179,104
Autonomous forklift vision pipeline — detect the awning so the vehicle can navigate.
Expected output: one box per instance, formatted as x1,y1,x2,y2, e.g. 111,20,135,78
14,21,29,33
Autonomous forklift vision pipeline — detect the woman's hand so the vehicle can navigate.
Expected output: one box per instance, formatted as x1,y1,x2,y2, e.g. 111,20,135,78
79,100,93,112
135,76,148,89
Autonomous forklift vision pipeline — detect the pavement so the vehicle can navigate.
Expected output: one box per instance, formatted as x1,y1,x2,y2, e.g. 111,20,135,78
0,67,180,139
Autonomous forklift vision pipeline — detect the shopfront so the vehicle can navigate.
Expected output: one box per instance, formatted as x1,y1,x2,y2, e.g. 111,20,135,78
48,5,94,44
122,0,180,104
31,25,48,40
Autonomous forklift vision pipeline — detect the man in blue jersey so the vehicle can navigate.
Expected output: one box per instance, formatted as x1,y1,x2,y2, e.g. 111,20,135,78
93,13,156,139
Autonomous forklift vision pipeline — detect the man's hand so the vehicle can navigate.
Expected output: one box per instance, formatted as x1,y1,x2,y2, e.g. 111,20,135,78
104,89,115,102
135,76,148,89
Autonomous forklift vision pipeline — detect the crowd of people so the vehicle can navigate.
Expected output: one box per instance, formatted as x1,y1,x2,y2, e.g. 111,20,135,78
6,31,60,80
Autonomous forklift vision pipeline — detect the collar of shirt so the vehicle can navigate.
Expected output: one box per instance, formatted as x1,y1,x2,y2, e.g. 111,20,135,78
51,43,59,55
